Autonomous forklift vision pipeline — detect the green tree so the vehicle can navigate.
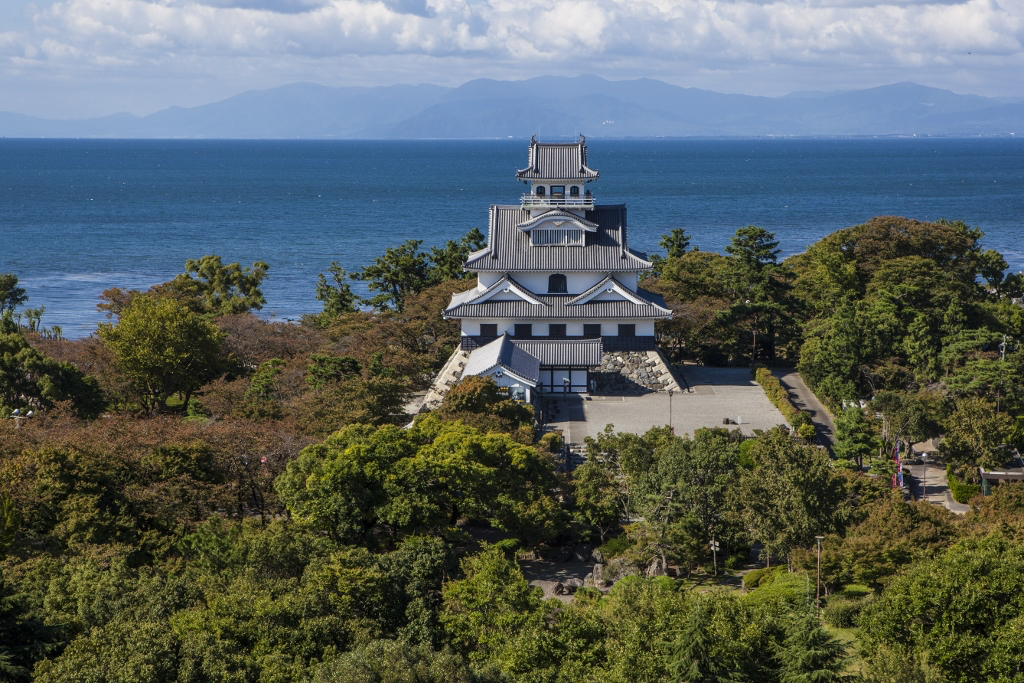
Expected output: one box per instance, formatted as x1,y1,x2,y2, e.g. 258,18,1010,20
164,254,270,315
238,357,285,420
737,428,846,565
720,226,793,362
940,397,1014,473
859,534,1024,683
572,459,622,542
428,228,486,285
440,545,542,664
275,418,560,545
661,228,692,259
315,262,360,319
311,639,474,683
0,330,104,418
667,597,744,683
777,612,849,683
833,407,874,469
99,295,223,412
0,273,28,314
352,240,431,312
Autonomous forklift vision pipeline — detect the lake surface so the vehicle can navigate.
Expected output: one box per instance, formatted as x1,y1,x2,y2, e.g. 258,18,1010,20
2,138,1022,338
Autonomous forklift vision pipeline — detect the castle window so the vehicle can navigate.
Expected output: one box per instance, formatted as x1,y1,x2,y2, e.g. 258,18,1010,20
551,185,565,197
570,186,580,197
480,324,497,337
514,324,533,338
618,324,636,338
583,324,602,338
549,324,567,338
548,274,567,293
531,228,584,246
535,186,546,196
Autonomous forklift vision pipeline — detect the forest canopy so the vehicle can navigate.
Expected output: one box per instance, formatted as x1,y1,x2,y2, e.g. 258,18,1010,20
1,218,1023,682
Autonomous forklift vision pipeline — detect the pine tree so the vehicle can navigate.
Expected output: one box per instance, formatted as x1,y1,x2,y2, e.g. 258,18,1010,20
778,612,849,683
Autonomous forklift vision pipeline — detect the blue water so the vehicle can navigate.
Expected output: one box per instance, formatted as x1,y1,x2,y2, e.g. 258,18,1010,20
2,138,1022,338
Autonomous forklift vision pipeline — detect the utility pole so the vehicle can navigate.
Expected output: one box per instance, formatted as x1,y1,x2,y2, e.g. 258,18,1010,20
709,537,719,576
815,536,825,617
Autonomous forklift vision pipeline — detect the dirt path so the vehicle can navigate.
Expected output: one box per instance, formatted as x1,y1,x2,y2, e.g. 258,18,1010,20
772,369,835,451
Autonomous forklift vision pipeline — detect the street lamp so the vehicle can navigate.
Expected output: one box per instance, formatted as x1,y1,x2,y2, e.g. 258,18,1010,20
815,536,825,617
562,376,570,394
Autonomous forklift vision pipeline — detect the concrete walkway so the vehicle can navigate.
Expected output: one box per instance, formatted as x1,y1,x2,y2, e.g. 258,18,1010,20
546,366,788,444
772,370,835,451
905,462,970,515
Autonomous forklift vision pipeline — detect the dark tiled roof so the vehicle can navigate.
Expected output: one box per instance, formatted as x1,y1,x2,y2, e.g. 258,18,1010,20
443,287,672,320
465,204,652,272
516,136,599,181
510,338,603,367
463,334,541,383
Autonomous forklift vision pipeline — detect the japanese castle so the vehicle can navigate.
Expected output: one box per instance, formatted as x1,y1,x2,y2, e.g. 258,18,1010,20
426,136,680,406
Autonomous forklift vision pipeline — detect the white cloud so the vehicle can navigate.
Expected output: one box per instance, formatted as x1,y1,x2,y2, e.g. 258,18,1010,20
2,0,1022,115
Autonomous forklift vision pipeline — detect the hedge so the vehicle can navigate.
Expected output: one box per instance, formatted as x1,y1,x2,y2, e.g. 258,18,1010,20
946,465,982,504
823,596,868,628
742,566,783,590
754,367,816,439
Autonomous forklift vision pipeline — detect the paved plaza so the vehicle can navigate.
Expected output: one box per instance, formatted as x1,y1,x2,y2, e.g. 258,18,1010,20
546,366,789,444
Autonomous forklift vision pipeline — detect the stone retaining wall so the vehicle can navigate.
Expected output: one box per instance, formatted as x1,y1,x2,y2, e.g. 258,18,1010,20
592,349,682,394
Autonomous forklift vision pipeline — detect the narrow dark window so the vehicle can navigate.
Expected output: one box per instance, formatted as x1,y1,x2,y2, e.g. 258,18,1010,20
569,186,580,197
480,324,497,337
535,186,546,196
549,324,566,338
514,324,533,338
548,273,567,293
583,324,602,338
618,324,636,338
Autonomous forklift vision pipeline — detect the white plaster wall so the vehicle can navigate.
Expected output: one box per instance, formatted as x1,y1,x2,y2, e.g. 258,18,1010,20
462,319,656,337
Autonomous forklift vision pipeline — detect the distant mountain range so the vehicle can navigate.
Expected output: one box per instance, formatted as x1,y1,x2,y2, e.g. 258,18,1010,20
3,75,1023,138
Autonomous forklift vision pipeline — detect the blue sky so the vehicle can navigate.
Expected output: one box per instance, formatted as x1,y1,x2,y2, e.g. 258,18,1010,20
2,0,1022,118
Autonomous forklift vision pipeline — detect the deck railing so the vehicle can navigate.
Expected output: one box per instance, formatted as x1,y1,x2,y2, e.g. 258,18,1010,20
520,194,594,208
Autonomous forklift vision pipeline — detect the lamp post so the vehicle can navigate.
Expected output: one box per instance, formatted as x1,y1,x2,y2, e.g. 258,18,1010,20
815,535,825,617
563,376,570,395
668,389,674,433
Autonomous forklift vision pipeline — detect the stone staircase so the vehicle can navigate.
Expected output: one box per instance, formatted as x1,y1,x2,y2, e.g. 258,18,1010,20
421,347,471,411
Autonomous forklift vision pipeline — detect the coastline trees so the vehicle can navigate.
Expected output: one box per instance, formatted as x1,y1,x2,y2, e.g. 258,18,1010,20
99,295,223,412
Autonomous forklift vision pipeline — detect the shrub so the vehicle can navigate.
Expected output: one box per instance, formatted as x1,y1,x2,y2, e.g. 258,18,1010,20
742,565,783,590
598,535,632,560
754,368,815,439
537,430,563,453
947,469,981,504
823,597,865,628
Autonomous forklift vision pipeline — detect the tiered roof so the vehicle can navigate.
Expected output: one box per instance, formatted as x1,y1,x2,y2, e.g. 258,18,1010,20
464,205,651,273
515,135,599,181
462,335,541,384
443,274,671,320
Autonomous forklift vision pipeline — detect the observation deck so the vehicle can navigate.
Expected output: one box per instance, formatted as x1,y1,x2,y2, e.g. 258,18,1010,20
520,193,595,209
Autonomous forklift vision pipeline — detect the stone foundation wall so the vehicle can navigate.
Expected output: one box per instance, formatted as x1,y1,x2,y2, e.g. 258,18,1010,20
592,349,682,394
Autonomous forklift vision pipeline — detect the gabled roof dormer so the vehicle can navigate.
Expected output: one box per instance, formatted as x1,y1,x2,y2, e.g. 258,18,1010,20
569,275,654,307
447,274,548,310
517,210,599,233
